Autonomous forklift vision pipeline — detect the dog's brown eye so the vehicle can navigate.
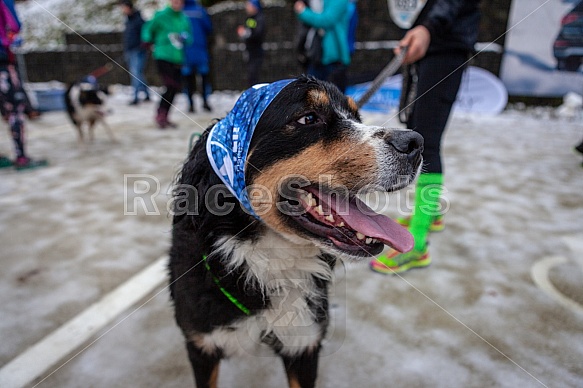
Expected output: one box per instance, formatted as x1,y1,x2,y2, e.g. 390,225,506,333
297,113,318,125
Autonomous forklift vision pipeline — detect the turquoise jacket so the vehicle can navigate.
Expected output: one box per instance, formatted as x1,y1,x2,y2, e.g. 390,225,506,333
297,0,351,66
142,6,192,65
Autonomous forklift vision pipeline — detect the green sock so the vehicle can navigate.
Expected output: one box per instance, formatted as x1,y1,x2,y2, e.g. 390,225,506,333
409,173,443,252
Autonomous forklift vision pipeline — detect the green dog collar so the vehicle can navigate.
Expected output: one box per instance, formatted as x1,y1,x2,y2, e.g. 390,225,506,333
203,256,251,316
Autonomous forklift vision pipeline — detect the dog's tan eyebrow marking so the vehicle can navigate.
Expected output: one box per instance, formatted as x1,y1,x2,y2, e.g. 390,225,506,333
307,89,330,107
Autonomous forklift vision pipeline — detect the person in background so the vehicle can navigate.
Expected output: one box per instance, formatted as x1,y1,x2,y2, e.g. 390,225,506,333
294,0,351,93
0,0,47,170
119,0,150,105
142,0,191,129
182,0,213,113
237,0,265,87
369,0,482,274
2,0,40,121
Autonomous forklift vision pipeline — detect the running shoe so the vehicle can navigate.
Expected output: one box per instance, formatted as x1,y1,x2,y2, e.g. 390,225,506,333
369,248,431,274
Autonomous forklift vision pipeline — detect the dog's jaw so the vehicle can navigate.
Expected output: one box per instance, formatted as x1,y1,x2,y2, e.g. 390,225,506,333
248,123,421,259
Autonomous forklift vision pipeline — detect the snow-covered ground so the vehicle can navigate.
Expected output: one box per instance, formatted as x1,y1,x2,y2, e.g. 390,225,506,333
0,87,582,387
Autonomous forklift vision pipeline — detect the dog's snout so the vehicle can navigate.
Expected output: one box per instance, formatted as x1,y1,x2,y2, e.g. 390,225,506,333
388,130,423,154
387,131,423,161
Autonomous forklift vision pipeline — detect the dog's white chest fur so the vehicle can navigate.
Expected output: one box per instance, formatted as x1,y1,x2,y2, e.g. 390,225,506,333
193,230,334,357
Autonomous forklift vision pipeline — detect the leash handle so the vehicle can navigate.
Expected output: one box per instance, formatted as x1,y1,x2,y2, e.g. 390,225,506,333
356,46,408,109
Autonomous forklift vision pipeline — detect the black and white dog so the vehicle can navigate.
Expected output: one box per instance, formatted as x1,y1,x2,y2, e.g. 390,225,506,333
64,76,115,146
169,76,423,388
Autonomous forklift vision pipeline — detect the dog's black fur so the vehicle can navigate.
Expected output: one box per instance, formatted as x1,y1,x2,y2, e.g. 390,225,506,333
169,76,423,388
64,79,115,146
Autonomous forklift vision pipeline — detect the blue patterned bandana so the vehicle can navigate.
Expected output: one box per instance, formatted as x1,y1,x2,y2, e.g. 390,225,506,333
207,79,294,218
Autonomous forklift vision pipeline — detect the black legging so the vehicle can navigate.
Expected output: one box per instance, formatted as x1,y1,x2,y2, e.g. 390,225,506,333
0,63,27,159
183,71,211,108
156,59,182,112
407,51,468,174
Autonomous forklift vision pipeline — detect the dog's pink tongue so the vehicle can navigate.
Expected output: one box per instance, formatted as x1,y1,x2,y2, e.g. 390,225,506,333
322,194,414,253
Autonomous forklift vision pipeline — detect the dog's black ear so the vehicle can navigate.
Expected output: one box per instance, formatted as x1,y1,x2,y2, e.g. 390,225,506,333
101,86,110,95
172,127,215,225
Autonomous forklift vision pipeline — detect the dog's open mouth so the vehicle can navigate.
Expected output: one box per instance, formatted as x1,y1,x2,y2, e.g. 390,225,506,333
284,186,414,257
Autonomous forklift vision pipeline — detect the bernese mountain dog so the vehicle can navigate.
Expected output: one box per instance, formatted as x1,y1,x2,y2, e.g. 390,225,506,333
169,76,423,388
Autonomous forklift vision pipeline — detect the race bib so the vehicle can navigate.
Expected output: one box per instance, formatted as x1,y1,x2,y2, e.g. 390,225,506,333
168,33,184,50
387,0,427,29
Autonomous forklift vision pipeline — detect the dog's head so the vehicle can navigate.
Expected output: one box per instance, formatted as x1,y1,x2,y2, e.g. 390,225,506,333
201,76,423,260
77,77,109,107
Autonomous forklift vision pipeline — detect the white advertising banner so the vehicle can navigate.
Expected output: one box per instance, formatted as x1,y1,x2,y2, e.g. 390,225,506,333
500,0,583,97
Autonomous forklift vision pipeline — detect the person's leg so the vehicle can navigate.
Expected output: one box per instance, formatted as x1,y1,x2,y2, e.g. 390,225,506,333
182,70,195,112
409,52,467,174
198,63,212,111
247,52,263,87
165,63,183,125
0,65,25,160
156,60,182,128
406,52,465,249
135,49,150,100
155,60,173,128
0,65,47,169
370,51,466,274
127,49,141,104
201,73,212,111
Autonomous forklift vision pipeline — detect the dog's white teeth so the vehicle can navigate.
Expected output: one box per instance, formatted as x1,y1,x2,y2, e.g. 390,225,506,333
356,232,365,240
325,214,335,223
338,221,345,227
301,192,317,208
371,238,379,244
315,205,324,215
365,238,372,244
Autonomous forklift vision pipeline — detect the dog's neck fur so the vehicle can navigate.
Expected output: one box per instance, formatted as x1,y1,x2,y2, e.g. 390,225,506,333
213,229,335,295
204,229,335,356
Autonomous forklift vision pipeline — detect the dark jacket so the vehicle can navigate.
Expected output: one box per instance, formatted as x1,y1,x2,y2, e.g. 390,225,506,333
123,9,145,52
415,0,481,54
243,11,265,55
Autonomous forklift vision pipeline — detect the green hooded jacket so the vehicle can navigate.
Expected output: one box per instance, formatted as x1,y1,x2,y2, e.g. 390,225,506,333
142,6,192,65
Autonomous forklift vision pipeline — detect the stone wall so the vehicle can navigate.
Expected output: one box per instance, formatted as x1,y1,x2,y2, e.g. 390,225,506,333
21,0,512,91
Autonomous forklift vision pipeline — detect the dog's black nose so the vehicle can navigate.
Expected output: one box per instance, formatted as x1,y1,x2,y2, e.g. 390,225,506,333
387,130,424,161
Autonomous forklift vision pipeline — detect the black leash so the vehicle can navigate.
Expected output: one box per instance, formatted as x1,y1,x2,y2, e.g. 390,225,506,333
356,46,408,109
